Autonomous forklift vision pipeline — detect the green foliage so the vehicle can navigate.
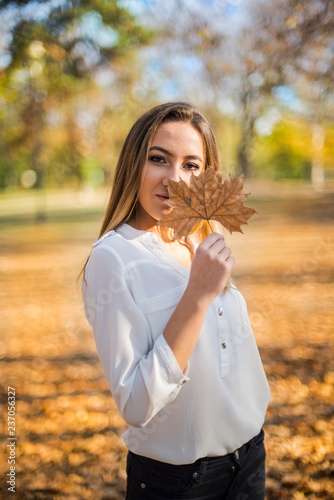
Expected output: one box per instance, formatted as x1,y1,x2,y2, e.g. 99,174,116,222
252,118,314,180
80,157,104,187
3,1,152,77
0,0,154,190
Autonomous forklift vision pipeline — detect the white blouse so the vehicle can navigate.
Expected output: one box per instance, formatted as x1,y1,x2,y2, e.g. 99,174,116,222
82,222,270,465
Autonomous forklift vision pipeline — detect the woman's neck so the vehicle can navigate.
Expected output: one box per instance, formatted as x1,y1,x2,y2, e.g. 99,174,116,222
127,216,174,243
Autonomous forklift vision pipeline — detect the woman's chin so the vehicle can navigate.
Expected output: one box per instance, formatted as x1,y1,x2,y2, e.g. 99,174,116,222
152,207,172,220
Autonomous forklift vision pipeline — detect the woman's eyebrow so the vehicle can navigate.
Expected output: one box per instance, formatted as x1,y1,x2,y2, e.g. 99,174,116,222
149,146,203,162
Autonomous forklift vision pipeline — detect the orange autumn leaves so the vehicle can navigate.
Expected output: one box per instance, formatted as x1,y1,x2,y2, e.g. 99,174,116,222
158,167,257,240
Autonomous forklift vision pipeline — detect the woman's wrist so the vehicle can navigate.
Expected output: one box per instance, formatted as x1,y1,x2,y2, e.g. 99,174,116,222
182,285,213,312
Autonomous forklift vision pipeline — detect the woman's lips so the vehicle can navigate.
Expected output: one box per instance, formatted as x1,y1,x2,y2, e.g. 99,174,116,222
156,195,170,203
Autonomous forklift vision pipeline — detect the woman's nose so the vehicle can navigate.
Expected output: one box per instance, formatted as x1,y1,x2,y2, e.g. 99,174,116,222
163,165,181,184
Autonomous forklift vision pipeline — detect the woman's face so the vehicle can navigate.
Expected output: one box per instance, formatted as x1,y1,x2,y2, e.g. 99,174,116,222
135,121,205,229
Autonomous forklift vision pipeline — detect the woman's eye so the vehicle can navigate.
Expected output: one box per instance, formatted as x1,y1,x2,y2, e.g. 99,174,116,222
184,163,200,171
149,156,199,171
150,155,166,164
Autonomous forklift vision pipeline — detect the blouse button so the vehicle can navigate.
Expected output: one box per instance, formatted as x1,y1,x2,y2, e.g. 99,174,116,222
141,483,146,489
218,308,223,316
221,342,227,349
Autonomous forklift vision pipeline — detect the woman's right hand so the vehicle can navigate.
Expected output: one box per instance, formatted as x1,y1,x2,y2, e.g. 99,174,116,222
186,232,235,306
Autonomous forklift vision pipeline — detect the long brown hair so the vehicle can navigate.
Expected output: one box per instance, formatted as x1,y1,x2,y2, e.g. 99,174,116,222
81,102,224,278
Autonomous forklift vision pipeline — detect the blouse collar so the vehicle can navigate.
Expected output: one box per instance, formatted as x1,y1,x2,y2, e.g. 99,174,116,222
93,223,195,280
116,222,158,242
117,223,193,280
92,223,155,247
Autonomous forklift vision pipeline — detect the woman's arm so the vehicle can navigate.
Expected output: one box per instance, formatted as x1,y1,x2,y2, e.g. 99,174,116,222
163,232,234,372
83,245,192,428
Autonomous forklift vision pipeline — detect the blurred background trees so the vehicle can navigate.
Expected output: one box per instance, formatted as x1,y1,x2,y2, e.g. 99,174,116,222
0,0,333,191
0,0,152,190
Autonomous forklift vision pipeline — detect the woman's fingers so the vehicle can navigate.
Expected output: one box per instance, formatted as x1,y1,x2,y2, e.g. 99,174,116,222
199,232,225,252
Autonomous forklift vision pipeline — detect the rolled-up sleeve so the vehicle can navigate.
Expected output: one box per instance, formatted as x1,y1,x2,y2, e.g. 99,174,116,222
82,245,189,428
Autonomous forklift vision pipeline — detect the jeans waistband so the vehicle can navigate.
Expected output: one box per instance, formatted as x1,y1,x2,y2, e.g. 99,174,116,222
203,428,265,465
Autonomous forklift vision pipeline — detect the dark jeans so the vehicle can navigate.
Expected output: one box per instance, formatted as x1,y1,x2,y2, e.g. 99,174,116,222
126,429,266,499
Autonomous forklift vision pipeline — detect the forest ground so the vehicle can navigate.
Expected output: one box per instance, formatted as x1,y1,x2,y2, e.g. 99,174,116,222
1,181,333,499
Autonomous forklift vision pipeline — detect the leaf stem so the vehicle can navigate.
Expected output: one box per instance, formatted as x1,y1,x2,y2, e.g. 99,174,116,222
208,220,213,233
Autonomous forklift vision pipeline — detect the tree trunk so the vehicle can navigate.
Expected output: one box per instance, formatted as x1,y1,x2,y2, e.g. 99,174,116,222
311,123,325,192
237,102,255,178
237,137,251,178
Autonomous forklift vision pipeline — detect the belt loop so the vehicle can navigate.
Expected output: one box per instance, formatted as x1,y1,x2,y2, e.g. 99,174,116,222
197,457,208,483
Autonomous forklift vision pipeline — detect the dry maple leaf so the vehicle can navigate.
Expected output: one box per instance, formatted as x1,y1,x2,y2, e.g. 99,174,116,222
158,167,257,240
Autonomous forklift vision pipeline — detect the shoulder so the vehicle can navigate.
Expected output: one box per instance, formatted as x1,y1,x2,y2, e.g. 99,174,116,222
87,225,151,275
85,230,132,276
90,228,137,259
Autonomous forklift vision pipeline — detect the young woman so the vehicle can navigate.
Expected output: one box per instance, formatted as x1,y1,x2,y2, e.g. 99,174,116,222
82,102,270,499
